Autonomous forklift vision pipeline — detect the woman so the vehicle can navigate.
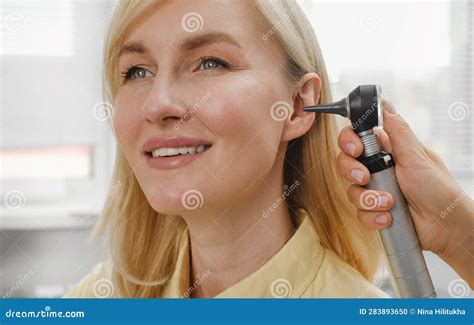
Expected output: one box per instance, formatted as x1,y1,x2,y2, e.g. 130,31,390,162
64,0,473,298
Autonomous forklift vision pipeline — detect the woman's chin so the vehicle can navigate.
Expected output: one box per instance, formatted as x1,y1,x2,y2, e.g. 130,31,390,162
147,190,207,215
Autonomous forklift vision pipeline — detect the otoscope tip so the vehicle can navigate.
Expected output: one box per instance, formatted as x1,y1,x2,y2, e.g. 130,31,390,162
302,99,349,118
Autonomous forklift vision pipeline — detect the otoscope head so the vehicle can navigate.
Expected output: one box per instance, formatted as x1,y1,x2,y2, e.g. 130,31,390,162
303,85,383,134
347,85,383,133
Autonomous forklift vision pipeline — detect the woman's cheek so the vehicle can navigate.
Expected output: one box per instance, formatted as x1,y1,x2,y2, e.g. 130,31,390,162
113,92,143,148
193,75,267,136
200,98,281,179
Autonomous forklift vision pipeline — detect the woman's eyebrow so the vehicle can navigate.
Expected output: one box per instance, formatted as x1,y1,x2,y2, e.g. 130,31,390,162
118,32,242,59
118,42,150,59
179,32,242,51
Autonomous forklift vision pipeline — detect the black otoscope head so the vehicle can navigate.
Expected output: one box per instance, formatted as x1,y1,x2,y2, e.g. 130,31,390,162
303,85,383,134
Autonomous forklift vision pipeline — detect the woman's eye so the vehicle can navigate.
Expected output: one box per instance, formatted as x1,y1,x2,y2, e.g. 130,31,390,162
121,66,152,81
198,57,229,71
120,58,229,83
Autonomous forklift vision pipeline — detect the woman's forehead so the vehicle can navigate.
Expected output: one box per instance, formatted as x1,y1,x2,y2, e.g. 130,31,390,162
122,0,266,52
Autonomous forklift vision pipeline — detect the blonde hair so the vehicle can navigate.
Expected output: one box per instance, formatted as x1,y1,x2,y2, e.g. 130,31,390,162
92,0,383,298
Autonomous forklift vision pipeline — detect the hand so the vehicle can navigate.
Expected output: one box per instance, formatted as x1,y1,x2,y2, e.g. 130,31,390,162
337,98,474,287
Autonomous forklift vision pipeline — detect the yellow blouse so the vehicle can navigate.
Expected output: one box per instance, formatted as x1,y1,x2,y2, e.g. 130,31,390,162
63,208,390,298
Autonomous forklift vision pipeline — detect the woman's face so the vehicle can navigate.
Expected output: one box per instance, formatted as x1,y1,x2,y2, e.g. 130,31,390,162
114,0,304,215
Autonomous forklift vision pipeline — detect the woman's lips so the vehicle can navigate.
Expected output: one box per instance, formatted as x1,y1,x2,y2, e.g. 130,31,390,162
145,145,212,170
142,136,213,153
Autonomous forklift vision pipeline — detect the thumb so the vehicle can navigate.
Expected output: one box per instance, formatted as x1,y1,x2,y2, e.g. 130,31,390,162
381,98,424,165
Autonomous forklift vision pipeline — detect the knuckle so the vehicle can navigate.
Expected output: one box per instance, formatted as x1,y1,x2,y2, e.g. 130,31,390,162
346,185,357,203
338,128,350,148
356,209,367,222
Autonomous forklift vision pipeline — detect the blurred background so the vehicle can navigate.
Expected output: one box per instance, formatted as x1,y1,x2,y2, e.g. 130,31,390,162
0,0,472,298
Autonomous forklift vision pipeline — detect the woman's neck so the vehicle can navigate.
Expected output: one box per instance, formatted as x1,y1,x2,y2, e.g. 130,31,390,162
183,181,297,298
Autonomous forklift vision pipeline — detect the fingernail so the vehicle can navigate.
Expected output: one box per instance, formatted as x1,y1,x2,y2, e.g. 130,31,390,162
345,142,356,156
377,195,388,208
375,214,388,224
383,98,397,114
350,169,364,183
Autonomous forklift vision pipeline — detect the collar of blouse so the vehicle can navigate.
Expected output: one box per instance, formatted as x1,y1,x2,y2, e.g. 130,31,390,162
161,207,325,298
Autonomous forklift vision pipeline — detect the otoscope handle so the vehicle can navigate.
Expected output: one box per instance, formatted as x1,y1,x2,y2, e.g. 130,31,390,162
359,153,436,298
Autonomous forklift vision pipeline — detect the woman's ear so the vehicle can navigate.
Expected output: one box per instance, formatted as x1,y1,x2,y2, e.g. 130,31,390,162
281,72,322,142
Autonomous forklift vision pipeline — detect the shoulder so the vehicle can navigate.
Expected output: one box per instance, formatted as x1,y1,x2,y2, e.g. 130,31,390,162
62,261,115,298
303,249,391,298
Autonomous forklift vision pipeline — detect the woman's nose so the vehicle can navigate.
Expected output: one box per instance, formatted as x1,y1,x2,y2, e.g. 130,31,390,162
142,78,187,127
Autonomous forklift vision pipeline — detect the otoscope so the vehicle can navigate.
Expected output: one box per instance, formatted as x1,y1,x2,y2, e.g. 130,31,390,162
304,85,436,298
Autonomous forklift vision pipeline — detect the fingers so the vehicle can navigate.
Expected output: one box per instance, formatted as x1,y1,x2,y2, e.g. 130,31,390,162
346,184,394,229
337,106,397,231
357,210,392,230
347,185,394,211
381,99,424,161
338,125,364,157
337,151,370,185
339,99,424,162
374,128,392,154
339,124,393,155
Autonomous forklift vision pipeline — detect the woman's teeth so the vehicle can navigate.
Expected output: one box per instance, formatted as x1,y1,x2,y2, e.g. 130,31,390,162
150,144,209,158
